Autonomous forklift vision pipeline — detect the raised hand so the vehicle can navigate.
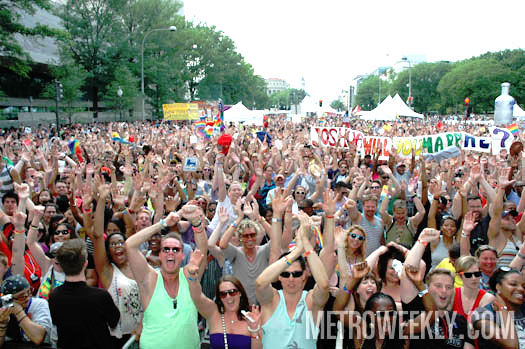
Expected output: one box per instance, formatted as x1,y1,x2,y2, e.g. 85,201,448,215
272,188,293,217
463,211,478,233
233,198,243,218
33,205,45,218
13,211,27,231
321,189,336,216
14,182,30,201
344,199,357,212
352,261,370,280
498,167,515,188
164,211,182,227
418,228,440,243
218,206,230,225
245,305,262,329
334,226,347,249
180,204,202,221
470,164,482,183
187,249,204,275
98,184,111,200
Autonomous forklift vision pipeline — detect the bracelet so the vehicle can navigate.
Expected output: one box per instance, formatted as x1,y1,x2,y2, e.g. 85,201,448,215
519,252,525,260
231,221,238,228
192,226,203,233
417,239,429,247
325,215,334,219
128,208,136,214
461,232,470,238
303,249,314,258
30,225,39,229
14,229,25,235
271,217,282,223
187,276,197,282
343,284,352,294
191,219,202,228
159,218,168,228
251,334,260,340
82,207,92,214
247,325,261,333
17,315,27,323
283,256,293,266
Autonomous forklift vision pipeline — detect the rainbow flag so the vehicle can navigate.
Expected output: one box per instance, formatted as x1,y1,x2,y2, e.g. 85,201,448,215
194,121,206,129
313,226,323,249
68,140,83,163
507,123,519,136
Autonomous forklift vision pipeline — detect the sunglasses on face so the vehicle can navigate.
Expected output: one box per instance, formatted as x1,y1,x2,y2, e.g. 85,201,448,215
219,289,240,299
280,270,304,278
382,176,389,180
350,232,365,241
295,191,305,195
196,171,202,174
54,229,69,235
208,207,216,212
110,241,125,248
162,247,182,253
371,186,381,189
241,233,257,240
461,271,482,278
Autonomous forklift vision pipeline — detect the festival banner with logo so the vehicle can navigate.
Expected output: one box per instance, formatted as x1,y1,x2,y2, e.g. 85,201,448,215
462,134,492,153
392,133,463,158
360,136,392,160
310,127,364,149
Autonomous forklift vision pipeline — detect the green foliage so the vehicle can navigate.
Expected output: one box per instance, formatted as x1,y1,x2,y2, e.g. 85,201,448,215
104,65,140,121
355,75,392,110
0,0,61,77
330,99,345,112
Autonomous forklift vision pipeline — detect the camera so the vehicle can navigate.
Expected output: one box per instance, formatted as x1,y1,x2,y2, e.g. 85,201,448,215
0,294,13,308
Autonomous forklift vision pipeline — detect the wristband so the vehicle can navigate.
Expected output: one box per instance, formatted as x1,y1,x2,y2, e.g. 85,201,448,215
283,256,293,266
192,226,203,233
14,229,25,235
247,325,261,333
343,284,352,294
159,218,168,228
325,215,334,219
272,217,282,223
417,239,429,247
461,232,470,238
187,276,197,282
17,315,27,323
82,207,92,214
128,208,136,214
303,249,314,258
518,252,525,260
251,334,260,340
191,219,202,228
30,225,39,230
231,222,238,228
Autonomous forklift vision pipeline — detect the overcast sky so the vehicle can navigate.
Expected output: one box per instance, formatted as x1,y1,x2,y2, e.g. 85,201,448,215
185,0,525,102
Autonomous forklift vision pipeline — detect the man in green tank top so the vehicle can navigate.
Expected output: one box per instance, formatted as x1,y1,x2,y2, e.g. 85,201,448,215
125,206,208,349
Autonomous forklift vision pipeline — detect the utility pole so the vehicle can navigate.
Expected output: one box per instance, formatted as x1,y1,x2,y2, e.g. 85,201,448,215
55,80,63,129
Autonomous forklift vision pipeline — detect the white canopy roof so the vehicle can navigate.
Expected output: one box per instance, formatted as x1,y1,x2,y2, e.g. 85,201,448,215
299,96,319,113
359,94,423,120
224,102,262,125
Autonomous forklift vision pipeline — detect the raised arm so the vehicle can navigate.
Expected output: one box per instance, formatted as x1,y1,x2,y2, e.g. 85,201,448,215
270,189,293,264
460,211,477,256
409,197,426,228
91,184,114,289
26,206,51,273
215,154,227,202
11,212,27,276
319,190,336,276
183,249,218,319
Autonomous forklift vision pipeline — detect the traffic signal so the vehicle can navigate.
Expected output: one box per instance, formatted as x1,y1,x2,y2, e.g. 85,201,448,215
464,97,470,106
56,80,64,101
319,99,323,107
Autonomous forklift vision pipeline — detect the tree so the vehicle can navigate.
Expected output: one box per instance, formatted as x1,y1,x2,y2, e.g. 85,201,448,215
42,51,88,124
104,65,140,121
330,99,345,111
0,0,60,77
437,58,511,113
56,0,125,118
355,75,391,110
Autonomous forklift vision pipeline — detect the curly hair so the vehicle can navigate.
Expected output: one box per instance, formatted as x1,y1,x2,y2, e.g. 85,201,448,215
236,218,262,238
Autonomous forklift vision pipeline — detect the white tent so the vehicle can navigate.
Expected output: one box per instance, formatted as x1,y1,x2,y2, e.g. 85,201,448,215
359,96,396,121
514,104,525,117
299,96,319,113
224,102,262,125
390,94,424,119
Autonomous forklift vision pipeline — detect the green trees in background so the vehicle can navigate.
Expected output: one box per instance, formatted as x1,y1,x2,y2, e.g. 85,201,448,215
356,49,525,114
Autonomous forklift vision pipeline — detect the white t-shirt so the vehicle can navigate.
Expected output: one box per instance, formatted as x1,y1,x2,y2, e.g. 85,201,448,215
208,195,237,236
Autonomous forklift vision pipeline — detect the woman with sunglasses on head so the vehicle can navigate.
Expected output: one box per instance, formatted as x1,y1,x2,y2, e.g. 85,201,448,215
472,267,525,349
85,184,143,348
453,256,495,323
184,250,262,349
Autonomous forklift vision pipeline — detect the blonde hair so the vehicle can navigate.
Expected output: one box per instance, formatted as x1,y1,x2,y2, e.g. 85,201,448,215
236,218,262,236
455,255,478,274
346,225,367,262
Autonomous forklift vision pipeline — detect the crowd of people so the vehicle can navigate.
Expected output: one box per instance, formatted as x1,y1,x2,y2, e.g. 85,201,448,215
0,116,523,349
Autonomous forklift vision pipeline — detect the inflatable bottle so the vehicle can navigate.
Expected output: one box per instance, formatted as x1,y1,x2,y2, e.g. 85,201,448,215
494,82,515,126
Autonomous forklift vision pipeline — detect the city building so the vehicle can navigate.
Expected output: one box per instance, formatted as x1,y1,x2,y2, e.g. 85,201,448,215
265,78,290,95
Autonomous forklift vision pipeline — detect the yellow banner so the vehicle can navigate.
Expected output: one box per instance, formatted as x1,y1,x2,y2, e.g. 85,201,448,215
163,103,199,120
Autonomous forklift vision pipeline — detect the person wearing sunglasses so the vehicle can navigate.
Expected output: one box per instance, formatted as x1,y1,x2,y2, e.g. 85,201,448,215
453,256,494,324
184,251,262,348
255,215,329,349
84,184,143,347
126,206,208,349
472,267,525,349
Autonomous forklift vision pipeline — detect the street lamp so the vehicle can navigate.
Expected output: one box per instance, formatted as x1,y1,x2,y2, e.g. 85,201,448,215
141,26,176,121
402,57,412,109
117,87,123,121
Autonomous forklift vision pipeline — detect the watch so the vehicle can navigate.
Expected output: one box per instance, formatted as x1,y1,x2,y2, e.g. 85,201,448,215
271,217,282,223
418,288,429,298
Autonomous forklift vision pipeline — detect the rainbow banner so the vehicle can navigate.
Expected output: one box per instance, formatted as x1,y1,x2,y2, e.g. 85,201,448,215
507,123,519,136
68,140,83,163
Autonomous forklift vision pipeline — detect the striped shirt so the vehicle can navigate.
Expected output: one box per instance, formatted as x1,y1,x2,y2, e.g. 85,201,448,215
361,213,384,257
0,164,14,201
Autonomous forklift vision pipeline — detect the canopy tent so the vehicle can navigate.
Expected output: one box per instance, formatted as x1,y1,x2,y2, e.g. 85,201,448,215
223,102,262,125
514,104,525,117
359,94,423,120
299,96,320,113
